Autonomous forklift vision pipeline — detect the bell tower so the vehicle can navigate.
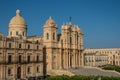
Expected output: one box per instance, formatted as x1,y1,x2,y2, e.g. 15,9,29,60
43,16,58,71
43,16,58,47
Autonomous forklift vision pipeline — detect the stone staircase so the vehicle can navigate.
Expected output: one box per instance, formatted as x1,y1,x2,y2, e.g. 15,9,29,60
69,67,120,77
47,69,74,76
47,67,120,77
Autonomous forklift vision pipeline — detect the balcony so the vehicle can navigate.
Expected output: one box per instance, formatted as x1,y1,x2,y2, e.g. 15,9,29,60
0,59,43,65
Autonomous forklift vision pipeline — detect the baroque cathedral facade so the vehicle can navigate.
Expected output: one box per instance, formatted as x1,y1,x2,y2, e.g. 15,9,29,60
0,10,83,80
0,10,120,80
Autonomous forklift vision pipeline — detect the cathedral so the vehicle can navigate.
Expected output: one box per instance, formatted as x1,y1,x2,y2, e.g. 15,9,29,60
43,16,83,70
0,9,83,80
0,10,120,80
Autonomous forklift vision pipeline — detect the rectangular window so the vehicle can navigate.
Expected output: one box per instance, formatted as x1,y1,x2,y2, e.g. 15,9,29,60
23,32,24,36
37,66,39,72
9,43,11,48
37,46,39,50
27,67,30,74
8,68,11,75
18,55,22,63
28,44,30,49
27,55,30,62
47,33,49,39
8,55,12,63
16,31,18,35
36,55,39,62
19,44,21,48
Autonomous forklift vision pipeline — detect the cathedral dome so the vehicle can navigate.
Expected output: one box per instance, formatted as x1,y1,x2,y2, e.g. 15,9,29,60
9,10,26,26
44,16,57,27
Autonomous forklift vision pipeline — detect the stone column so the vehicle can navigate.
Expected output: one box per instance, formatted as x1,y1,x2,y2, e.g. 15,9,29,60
59,49,63,69
72,50,75,68
46,48,53,71
77,53,79,68
1,65,4,80
78,51,80,67
64,51,66,69
66,50,68,69
81,53,84,67
75,52,77,68
2,50,7,80
68,51,70,68
74,51,77,67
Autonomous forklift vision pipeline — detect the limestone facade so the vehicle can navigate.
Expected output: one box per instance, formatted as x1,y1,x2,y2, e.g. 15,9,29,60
0,10,43,80
83,48,120,67
43,17,83,71
0,10,83,79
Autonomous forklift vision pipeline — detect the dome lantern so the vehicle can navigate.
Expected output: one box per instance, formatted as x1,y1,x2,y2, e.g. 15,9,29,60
16,9,20,16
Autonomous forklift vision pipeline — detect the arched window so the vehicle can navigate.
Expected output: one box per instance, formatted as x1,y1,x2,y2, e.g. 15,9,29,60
53,33,55,40
46,33,49,39
16,31,18,35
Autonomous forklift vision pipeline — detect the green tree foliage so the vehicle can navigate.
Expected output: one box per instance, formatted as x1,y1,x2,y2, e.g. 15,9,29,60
45,75,120,80
102,65,120,73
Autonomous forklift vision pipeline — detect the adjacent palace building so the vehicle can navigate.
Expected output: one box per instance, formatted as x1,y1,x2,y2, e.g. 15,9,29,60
0,10,120,80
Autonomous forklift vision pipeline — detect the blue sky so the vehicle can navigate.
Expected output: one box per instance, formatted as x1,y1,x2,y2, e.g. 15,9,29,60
0,0,120,48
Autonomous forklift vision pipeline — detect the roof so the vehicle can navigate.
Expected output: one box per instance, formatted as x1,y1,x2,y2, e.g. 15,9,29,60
44,16,57,28
9,9,26,26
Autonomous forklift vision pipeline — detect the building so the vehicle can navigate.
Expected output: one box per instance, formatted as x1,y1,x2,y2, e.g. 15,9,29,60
83,48,120,67
0,9,83,80
0,9,120,80
0,10,43,80
43,16,83,71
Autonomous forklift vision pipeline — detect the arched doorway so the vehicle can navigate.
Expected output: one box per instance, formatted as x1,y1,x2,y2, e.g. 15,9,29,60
17,67,21,79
